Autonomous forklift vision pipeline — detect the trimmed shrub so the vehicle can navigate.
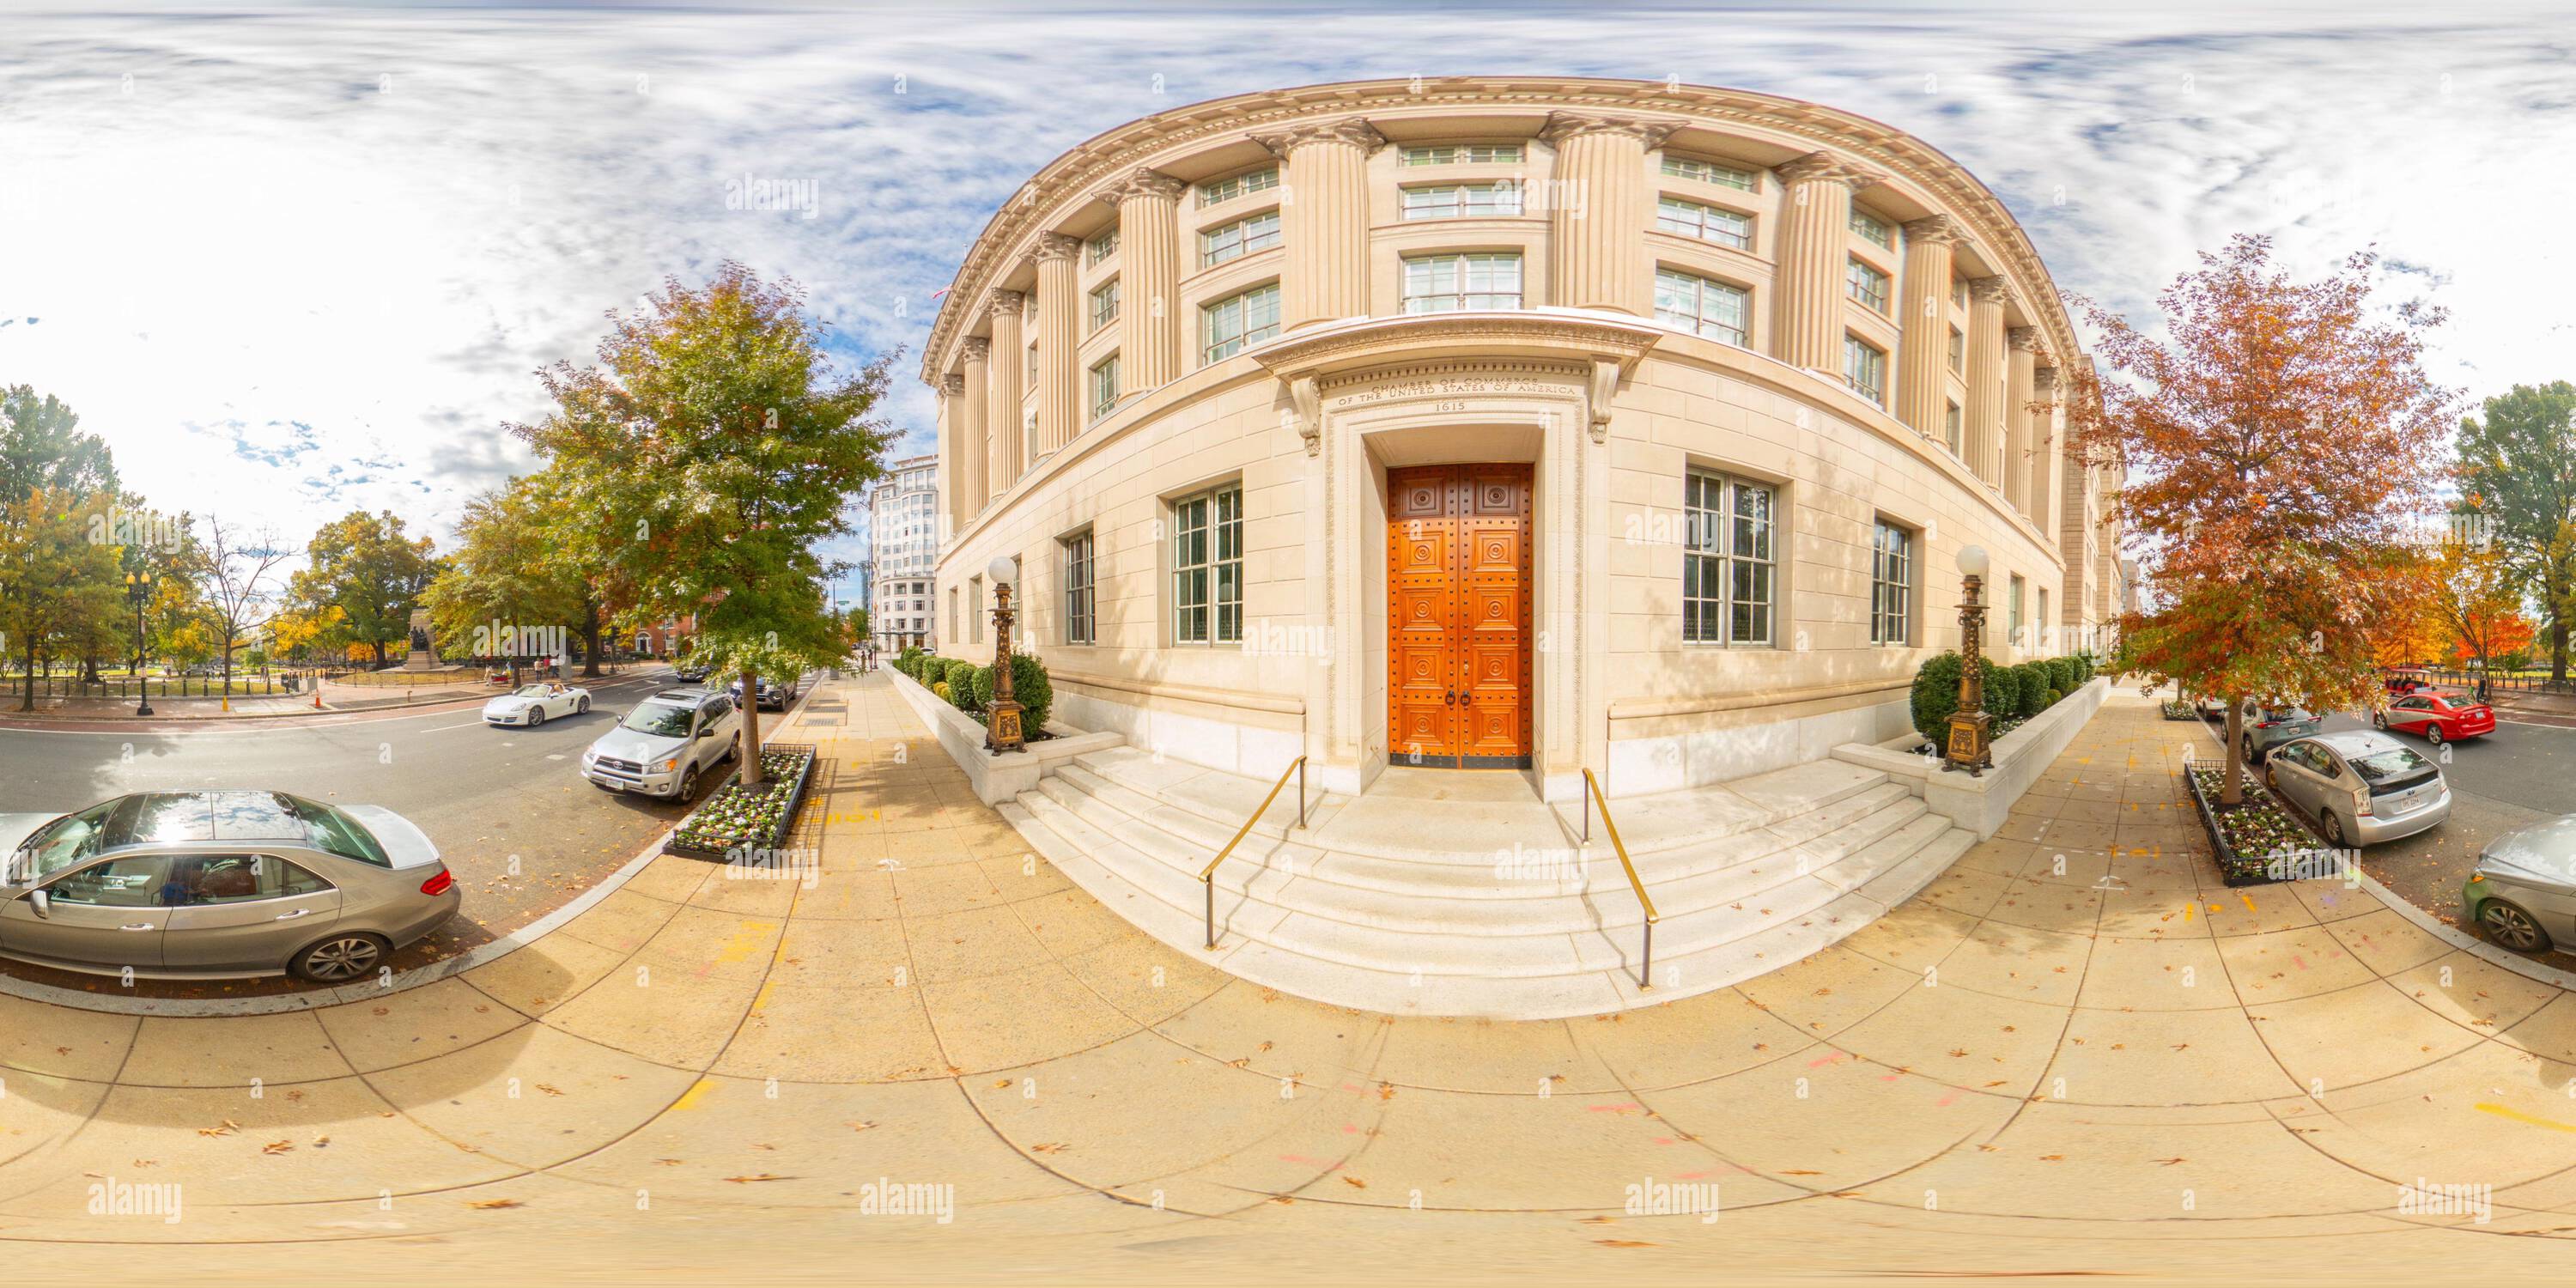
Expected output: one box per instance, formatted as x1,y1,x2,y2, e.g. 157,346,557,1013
2049,687,2068,707
2072,652,2096,685
1984,659,2020,719
931,680,951,701
2046,656,2076,695
2016,663,2050,718
1911,652,1965,744
970,653,1055,734
944,659,981,710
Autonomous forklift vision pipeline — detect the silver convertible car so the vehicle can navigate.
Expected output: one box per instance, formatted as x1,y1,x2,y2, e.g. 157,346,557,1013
0,792,459,982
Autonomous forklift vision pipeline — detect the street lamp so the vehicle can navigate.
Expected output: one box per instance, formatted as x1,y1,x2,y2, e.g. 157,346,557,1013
1944,545,1991,776
125,569,155,717
984,553,1025,754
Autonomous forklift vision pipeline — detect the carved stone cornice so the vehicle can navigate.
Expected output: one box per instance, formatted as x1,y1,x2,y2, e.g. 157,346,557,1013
1091,166,1186,208
960,336,991,362
1965,275,2014,307
1250,117,1387,158
986,289,1025,319
1900,214,1965,248
1251,310,1662,449
1028,232,1082,264
2007,325,2044,354
1536,111,1683,150
1775,149,1884,190
939,374,966,398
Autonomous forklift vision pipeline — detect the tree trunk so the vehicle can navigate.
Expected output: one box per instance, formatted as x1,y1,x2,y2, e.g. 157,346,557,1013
2221,700,2245,807
16,636,33,712
2554,613,2568,687
738,665,765,787
580,602,603,678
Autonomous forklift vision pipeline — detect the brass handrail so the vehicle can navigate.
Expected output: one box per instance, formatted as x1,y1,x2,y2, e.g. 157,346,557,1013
1200,756,1307,949
1581,768,1658,990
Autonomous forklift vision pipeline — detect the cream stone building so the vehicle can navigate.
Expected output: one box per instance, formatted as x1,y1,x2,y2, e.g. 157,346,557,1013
924,76,2120,806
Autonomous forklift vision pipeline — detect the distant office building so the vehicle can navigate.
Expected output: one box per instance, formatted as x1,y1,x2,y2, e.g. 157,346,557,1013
868,453,939,652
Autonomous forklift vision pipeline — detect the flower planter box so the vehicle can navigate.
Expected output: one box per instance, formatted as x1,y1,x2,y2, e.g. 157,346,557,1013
664,743,817,861
2183,756,2321,887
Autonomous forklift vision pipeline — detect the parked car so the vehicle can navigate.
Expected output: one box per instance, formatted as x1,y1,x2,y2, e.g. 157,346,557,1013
2238,702,2322,764
2382,667,2433,696
580,688,741,801
0,792,459,981
673,659,711,683
2372,690,2495,745
2464,817,2576,953
728,674,800,711
2263,730,2451,848
482,681,592,727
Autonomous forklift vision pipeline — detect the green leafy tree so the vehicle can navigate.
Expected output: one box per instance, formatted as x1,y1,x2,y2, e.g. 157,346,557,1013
287,510,440,665
422,475,592,684
0,387,123,707
511,263,892,784
2456,382,2576,683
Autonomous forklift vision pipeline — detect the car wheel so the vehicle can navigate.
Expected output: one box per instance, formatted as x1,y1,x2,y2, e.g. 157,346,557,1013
2479,899,2553,953
2241,735,2261,764
676,764,701,802
2425,725,2445,746
290,933,389,983
2372,712,2387,729
2322,811,2347,847
577,696,590,714
527,708,544,727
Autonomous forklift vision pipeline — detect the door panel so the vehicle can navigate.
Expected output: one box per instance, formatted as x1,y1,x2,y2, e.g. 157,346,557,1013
0,854,173,969
162,854,343,971
1385,465,1532,768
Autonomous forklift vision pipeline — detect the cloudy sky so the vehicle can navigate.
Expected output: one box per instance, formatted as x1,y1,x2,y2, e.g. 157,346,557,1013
4,1,2573,598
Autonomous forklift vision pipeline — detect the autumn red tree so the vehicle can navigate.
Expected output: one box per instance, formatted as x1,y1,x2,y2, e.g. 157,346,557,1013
2427,536,2535,673
2065,236,2452,804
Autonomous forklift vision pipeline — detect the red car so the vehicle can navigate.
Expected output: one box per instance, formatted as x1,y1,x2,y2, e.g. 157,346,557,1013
2375,690,2496,744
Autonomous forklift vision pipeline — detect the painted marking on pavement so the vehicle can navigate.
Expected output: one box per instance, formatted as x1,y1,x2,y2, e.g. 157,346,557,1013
2475,1103,2576,1132
671,1078,720,1112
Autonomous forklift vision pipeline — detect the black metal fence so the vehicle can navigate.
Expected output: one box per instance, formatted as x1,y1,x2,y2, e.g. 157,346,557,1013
2421,667,2576,696
0,674,298,698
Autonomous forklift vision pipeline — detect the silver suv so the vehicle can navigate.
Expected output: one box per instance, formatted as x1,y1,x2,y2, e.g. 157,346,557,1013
580,688,742,800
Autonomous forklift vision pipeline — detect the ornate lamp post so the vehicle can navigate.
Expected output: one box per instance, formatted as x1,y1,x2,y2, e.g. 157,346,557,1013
984,554,1025,754
125,569,155,717
1943,544,1992,776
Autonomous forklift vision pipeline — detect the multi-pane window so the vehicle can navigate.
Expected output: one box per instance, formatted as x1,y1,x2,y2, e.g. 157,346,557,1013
1088,355,1119,421
1087,228,1118,265
1871,521,1913,646
1655,197,1753,249
1947,326,1965,374
1654,269,1749,345
1400,143,1524,166
2038,587,2050,653
1400,253,1522,313
1844,336,1886,406
1846,258,1891,313
1200,210,1281,267
1683,471,1776,646
1025,343,1039,383
1400,182,1523,219
1660,155,1756,191
1850,209,1893,248
1171,485,1242,645
2008,575,2026,649
1951,279,1969,311
1062,531,1095,645
1944,401,1963,455
1089,279,1120,332
1201,283,1281,362
1198,167,1278,207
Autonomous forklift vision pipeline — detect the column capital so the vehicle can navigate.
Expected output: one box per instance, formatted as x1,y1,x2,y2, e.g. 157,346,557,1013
960,336,991,361
1537,110,1682,150
1250,116,1386,159
1775,149,1885,190
2034,365,2061,393
1027,232,1082,264
1965,275,2015,307
986,289,1025,319
1092,166,1186,206
1899,214,1967,247
939,374,966,397
2007,325,2045,354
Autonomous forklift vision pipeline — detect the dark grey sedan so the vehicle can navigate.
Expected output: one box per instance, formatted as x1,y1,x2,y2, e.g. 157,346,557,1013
0,792,459,982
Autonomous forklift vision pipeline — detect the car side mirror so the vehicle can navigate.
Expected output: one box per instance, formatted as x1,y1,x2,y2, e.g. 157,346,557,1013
27,889,49,919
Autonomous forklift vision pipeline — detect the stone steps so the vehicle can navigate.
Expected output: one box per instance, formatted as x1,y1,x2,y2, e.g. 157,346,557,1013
1003,750,1977,1018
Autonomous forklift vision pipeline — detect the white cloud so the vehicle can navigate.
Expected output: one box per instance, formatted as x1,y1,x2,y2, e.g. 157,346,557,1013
3,3,2571,595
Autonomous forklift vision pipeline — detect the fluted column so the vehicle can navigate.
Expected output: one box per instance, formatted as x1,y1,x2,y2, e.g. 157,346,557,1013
1096,167,1184,387
1964,276,2011,489
2035,364,2064,544
984,289,1024,499
1537,113,1677,314
957,341,990,519
935,374,963,539
2006,326,2041,517
1771,150,1886,373
1895,216,1962,439
1030,234,1081,455
1255,118,1381,330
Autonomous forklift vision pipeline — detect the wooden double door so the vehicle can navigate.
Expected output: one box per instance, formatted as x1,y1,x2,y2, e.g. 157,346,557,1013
1387,464,1534,768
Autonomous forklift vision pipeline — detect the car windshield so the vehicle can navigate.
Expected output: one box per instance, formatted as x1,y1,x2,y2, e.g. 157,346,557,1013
513,684,551,697
278,794,391,866
6,799,116,884
2348,746,2433,784
621,702,696,737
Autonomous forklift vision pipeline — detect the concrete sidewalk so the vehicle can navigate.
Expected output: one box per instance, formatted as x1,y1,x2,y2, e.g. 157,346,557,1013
2,676,2571,1283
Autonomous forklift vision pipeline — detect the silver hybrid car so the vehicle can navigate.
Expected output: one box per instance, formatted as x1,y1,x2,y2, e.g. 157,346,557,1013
2465,817,2576,953
0,792,459,982
2262,729,2451,847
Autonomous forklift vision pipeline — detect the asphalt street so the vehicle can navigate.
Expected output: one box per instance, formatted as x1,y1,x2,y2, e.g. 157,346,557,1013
0,665,732,998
